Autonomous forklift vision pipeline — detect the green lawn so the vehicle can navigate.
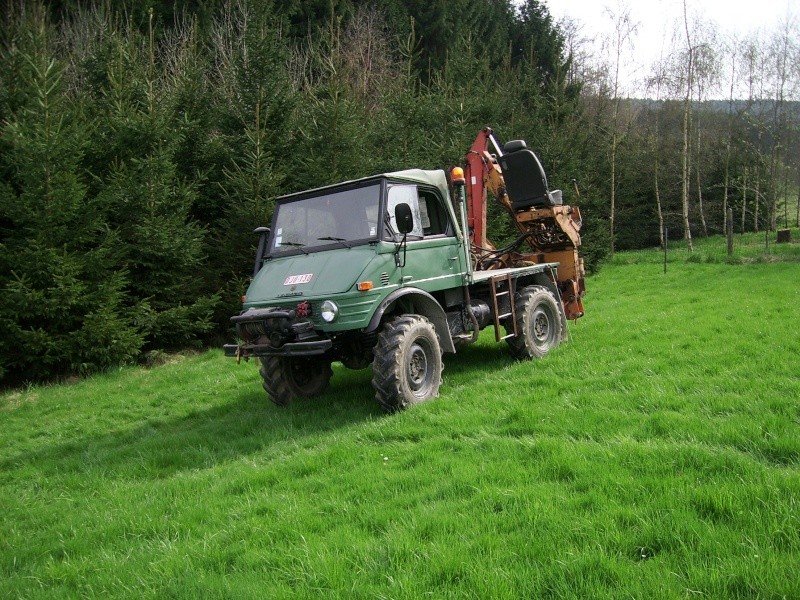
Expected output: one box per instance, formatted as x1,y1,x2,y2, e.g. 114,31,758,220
2,259,799,598
614,226,800,266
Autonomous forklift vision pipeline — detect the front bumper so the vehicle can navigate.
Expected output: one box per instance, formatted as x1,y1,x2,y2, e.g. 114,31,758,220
224,307,333,358
223,339,332,358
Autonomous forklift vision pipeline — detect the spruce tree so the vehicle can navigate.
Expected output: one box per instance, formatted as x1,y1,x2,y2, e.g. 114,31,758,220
202,1,296,325
0,9,142,383
86,13,217,351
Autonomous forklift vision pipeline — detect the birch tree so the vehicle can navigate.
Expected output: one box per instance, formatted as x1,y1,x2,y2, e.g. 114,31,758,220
692,38,719,237
680,0,695,250
721,33,738,229
765,12,798,230
603,1,638,254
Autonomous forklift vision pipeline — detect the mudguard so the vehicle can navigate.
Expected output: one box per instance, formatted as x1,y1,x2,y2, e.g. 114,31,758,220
365,287,456,353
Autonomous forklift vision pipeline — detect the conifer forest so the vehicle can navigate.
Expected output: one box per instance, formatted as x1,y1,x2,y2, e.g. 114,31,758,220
1,0,798,384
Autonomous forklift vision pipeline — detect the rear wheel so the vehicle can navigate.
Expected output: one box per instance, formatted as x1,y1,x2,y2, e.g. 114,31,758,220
259,356,333,406
372,315,443,412
506,285,564,359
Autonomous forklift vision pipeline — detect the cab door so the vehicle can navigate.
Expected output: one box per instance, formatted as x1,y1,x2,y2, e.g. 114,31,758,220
386,184,465,293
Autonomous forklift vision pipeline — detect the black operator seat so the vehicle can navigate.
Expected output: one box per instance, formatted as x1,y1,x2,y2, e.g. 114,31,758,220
499,140,563,210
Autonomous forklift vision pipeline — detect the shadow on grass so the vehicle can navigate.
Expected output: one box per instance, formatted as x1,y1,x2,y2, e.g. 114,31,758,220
444,338,514,378
1,368,382,480
1,341,515,480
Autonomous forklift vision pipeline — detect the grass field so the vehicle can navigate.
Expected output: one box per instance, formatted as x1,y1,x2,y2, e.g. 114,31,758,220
2,253,799,598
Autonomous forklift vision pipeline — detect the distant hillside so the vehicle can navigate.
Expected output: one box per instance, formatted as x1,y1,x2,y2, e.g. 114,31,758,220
629,97,800,116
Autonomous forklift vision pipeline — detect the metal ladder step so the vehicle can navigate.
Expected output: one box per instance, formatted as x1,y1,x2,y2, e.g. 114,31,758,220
489,273,517,342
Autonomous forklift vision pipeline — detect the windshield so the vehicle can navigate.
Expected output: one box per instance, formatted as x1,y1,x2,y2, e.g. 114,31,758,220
270,183,381,255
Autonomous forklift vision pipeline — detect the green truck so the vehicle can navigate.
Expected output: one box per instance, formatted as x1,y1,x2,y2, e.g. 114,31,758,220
224,129,585,411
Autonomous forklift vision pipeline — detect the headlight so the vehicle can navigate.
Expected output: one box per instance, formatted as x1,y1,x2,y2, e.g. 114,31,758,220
320,300,339,323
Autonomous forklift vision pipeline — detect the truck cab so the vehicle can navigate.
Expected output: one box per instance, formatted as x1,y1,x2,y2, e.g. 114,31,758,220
228,168,466,349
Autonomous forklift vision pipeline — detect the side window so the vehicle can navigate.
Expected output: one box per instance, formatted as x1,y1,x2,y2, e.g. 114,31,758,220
385,184,452,239
386,184,424,238
418,190,450,236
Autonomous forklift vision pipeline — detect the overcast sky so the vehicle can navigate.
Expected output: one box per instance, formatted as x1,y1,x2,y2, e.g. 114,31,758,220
542,0,799,96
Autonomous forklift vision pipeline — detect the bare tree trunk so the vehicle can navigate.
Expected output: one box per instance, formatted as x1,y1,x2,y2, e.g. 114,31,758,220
609,70,618,256
722,40,735,231
681,0,694,251
649,40,666,250
783,162,790,229
604,5,637,255
696,168,707,236
696,127,708,236
754,159,760,233
768,144,779,232
681,92,693,249
723,138,730,227
768,17,790,232
741,166,748,233
655,157,664,249
682,109,694,248
610,134,617,254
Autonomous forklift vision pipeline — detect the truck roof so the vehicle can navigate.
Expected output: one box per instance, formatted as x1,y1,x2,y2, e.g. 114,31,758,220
276,169,450,203
276,168,463,244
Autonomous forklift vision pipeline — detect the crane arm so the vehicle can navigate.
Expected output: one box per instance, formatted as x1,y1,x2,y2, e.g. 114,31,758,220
461,127,586,320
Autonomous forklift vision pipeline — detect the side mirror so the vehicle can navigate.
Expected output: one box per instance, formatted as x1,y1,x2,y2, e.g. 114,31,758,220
253,226,270,277
395,203,414,234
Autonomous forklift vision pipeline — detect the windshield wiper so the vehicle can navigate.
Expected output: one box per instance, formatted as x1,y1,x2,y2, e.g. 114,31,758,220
317,236,352,248
280,241,308,255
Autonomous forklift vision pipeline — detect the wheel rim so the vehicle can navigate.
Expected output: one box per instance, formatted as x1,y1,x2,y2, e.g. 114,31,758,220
407,341,431,395
290,359,314,386
288,358,330,393
532,306,554,346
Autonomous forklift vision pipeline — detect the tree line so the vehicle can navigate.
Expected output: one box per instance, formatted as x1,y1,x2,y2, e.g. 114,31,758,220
1,0,797,385
568,1,800,251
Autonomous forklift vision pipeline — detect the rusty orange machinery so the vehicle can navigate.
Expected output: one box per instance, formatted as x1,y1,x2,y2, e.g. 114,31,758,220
462,127,585,320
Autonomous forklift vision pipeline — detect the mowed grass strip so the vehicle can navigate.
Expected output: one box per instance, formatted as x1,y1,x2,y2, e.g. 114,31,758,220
1,260,799,599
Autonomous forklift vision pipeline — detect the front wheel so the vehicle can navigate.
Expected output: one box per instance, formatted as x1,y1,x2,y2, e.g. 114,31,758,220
259,356,333,406
506,285,565,360
372,315,443,412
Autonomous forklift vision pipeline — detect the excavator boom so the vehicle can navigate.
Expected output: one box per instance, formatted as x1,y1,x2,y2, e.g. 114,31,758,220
462,127,585,320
